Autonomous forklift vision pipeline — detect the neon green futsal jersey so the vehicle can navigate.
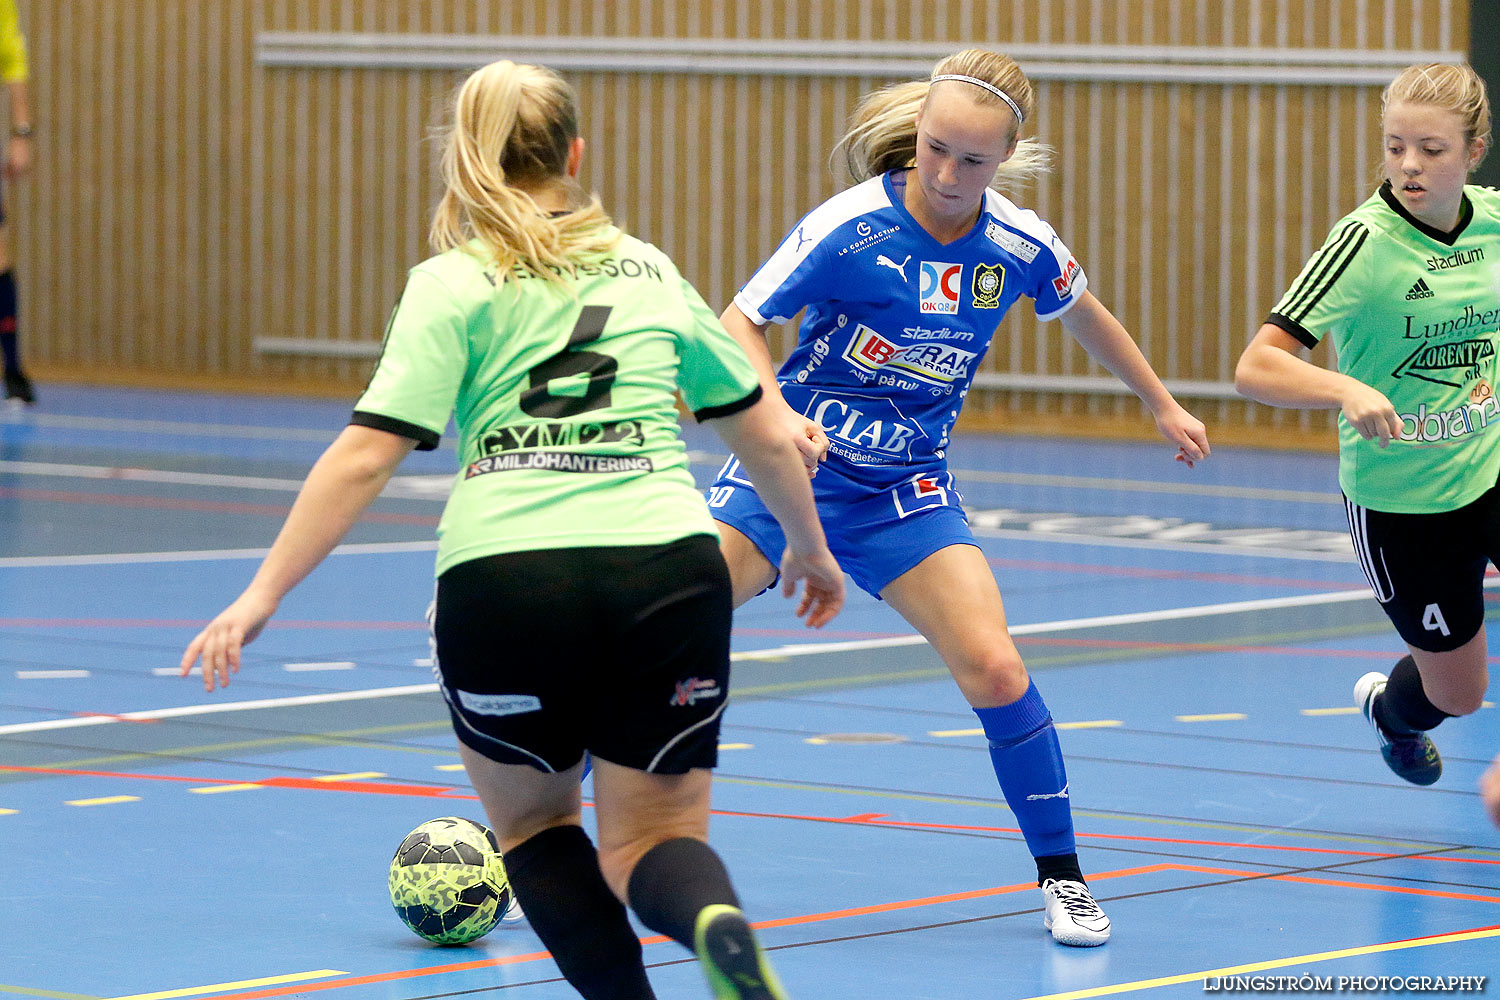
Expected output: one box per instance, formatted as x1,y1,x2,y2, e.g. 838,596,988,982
1268,182,1500,513
352,231,762,574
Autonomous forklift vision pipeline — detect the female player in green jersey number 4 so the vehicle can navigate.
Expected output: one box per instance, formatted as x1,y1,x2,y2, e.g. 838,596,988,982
1236,63,1496,788
181,60,843,1000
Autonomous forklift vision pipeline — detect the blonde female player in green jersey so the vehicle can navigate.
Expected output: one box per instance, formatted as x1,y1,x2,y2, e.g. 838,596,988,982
1236,63,1496,788
181,60,843,1000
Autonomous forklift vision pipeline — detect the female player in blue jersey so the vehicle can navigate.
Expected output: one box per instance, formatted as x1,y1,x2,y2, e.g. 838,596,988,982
708,48,1210,947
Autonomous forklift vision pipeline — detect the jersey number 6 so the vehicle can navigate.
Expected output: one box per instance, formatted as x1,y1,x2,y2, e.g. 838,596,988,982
520,304,618,418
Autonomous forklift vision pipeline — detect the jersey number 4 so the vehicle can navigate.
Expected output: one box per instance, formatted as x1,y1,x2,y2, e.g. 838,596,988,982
520,305,618,418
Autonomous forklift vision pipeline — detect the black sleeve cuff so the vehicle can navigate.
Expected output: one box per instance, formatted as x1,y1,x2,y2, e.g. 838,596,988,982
693,385,763,423
1265,313,1319,350
349,411,442,451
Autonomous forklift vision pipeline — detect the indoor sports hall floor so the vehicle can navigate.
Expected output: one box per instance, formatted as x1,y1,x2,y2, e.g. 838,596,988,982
2,385,1497,1000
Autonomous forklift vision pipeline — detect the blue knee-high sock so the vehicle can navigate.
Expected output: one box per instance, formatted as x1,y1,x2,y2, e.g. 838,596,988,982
974,680,1076,859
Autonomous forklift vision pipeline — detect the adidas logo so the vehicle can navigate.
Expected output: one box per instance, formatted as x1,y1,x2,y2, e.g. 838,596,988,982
1405,278,1435,300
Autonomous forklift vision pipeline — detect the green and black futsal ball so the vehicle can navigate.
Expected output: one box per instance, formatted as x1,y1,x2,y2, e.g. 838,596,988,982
388,816,512,944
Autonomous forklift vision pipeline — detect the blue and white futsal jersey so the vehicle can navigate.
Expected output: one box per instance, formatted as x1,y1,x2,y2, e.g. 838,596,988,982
736,169,1086,485
710,169,1089,595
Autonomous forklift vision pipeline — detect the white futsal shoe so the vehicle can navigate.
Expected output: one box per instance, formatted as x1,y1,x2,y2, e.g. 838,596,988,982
1041,878,1111,946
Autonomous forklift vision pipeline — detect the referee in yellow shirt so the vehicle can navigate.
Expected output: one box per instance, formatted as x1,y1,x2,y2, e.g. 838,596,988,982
0,0,32,404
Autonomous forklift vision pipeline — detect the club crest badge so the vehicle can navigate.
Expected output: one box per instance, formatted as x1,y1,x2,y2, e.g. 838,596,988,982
972,263,1004,309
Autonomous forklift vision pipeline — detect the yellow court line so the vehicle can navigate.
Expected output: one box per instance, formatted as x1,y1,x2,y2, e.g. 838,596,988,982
1176,713,1247,722
311,772,385,782
65,796,140,807
1017,926,1500,1000
0,984,100,999
433,763,466,771
107,970,347,1000
189,784,263,795
0,808,16,815
929,727,983,737
1057,720,1123,730
718,743,754,750
1301,707,1359,716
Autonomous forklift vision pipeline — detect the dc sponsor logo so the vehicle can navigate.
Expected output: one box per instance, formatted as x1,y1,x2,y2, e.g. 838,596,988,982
670,677,722,706
972,262,1004,309
1405,277,1435,300
919,261,962,313
1051,256,1080,298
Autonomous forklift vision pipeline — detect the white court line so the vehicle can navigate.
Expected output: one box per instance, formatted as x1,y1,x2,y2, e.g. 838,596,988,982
0,411,345,442
2,453,1330,504
972,526,1353,563
0,539,437,568
15,669,91,679
0,683,438,735
284,661,355,672
0,585,1421,737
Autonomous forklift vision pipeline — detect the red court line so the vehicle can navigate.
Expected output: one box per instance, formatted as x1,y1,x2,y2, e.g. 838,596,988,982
1173,863,1500,904
70,711,160,724
7,764,1496,866
987,557,1364,590
182,863,1500,1000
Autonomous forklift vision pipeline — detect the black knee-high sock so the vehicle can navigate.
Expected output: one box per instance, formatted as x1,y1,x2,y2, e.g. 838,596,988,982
502,826,657,1000
626,837,741,950
0,269,19,374
1376,654,1453,734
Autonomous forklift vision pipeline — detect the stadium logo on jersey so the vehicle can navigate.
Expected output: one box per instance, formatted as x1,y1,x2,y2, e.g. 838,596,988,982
1428,247,1484,271
843,324,978,386
1405,278,1435,300
1391,337,1495,387
919,262,963,313
985,221,1041,262
972,263,1005,309
669,677,721,707
1052,256,1081,298
876,253,911,281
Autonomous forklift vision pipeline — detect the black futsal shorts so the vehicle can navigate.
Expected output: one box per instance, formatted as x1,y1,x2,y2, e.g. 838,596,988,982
430,534,734,774
1344,484,1500,652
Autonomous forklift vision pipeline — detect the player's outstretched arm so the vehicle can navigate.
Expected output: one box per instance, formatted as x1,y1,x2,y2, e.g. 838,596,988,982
1235,324,1401,448
706,397,844,627
720,303,829,475
1058,291,1209,467
180,425,416,691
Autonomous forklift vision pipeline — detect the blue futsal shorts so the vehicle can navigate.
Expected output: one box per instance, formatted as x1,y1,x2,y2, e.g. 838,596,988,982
707,456,977,596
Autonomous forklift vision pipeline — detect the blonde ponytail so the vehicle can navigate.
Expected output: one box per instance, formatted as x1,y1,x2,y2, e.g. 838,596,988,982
429,60,617,285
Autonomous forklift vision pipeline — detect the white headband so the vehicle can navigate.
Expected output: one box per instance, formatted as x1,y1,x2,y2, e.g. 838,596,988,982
929,73,1025,124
